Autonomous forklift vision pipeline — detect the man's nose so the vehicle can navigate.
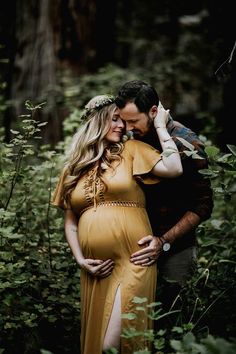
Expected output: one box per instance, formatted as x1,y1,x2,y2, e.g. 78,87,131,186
126,123,134,131
118,120,125,128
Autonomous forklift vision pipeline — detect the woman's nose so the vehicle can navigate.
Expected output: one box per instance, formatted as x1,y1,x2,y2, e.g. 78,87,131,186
118,120,125,128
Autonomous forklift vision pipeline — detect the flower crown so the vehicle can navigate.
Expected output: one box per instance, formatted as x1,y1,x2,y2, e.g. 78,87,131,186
81,95,115,120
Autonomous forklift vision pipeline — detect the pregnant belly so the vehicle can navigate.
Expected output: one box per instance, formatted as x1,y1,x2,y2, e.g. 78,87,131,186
78,206,152,260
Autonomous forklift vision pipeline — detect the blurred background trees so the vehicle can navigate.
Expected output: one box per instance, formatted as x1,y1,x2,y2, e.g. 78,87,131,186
0,0,236,354
0,1,235,353
0,0,235,147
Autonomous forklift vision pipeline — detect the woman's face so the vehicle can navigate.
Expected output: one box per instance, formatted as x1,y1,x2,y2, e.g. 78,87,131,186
105,109,125,143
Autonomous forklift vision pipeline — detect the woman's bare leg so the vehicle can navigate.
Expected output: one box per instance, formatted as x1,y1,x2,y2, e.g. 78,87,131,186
103,286,121,351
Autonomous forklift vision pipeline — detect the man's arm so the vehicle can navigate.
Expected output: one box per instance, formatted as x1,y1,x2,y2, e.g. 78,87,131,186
130,129,213,266
130,211,200,266
159,210,201,244
130,164,213,266
130,163,213,266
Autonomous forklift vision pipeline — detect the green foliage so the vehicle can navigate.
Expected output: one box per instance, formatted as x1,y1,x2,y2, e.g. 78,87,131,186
186,144,236,337
0,98,235,353
120,297,236,353
0,102,81,353
201,143,236,216
170,333,236,354
61,64,135,113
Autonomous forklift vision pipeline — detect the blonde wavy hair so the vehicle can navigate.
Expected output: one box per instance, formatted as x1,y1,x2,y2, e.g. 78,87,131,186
62,95,124,202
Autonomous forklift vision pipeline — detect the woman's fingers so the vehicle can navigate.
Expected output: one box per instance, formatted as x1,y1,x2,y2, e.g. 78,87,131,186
99,268,113,277
85,259,114,277
98,261,114,273
87,259,104,266
95,259,114,276
154,107,170,128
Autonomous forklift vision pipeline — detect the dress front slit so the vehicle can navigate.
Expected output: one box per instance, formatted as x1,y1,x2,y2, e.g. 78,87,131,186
103,284,122,351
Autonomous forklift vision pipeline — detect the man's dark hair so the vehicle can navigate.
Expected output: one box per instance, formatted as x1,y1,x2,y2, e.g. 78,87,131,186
115,80,159,113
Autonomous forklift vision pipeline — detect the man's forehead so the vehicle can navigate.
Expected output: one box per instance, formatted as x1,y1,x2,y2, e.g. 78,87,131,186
119,102,139,114
118,103,140,120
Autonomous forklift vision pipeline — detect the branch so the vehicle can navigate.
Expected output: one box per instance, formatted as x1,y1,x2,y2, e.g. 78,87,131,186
215,40,236,75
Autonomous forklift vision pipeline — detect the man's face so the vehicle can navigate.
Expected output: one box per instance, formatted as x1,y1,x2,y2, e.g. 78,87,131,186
118,102,156,137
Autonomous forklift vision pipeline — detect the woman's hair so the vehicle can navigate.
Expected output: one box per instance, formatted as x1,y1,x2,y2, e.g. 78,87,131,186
62,95,124,202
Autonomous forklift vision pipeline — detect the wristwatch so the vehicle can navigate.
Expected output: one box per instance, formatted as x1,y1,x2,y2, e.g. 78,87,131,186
159,237,171,252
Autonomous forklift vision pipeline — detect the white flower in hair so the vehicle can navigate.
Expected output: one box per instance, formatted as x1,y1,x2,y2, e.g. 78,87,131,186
81,95,115,121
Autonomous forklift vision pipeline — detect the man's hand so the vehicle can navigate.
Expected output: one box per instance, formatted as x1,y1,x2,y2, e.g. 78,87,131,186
130,235,163,266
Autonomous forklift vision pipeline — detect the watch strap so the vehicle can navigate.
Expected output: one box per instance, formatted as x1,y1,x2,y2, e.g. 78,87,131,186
159,237,171,251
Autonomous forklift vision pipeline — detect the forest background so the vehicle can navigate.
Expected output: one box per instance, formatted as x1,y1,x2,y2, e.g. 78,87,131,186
0,1,235,353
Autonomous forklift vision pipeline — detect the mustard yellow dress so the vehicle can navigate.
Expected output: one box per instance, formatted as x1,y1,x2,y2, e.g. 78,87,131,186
52,140,161,354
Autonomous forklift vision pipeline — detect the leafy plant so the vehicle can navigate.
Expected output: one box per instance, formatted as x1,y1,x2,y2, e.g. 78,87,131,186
0,102,81,354
0,97,235,353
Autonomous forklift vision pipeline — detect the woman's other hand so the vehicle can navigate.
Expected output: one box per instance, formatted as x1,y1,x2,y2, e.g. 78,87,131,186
154,106,170,129
79,258,114,278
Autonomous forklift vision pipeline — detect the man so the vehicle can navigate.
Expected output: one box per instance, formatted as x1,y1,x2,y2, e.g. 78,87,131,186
115,80,213,310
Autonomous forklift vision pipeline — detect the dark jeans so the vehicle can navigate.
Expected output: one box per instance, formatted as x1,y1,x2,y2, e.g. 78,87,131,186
156,245,197,311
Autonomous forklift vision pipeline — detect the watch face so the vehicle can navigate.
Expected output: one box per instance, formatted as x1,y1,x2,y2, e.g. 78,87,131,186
163,242,171,251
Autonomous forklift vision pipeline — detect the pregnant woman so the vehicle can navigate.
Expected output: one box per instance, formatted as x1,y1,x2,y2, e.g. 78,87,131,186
52,94,182,354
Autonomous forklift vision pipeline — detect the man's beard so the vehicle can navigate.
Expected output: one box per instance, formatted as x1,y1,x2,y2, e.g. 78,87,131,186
133,115,153,139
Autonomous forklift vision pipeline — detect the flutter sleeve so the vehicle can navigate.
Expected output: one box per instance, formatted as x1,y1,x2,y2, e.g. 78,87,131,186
51,167,71,210
125,140,162,184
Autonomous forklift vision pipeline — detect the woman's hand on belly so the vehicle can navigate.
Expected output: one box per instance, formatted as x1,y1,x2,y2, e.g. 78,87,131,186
80,258,114,278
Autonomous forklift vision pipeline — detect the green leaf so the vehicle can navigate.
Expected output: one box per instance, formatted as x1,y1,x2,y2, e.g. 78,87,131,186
5,233,24,239
183,150,197,157
183,332,196,346
161,147,178,157
38,122,48,127
176,136,195,150
154,337,165,350
103,348,119,354
156,329,166,336
0,226,24,239
135,306,146,312
146,301,161,308
172,326,184,334
210,219,225,230
226,144,236,157
10,129,20,134
121,313,137,320
199,169,219,177
170,339,182,351
132,296,148,304
192,152,204,159
205,145,220,157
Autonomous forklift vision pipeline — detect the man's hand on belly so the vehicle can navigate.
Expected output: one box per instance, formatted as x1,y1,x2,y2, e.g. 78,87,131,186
130,235,162,266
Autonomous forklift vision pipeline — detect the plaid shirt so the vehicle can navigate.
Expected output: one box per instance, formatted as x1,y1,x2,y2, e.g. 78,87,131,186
139,118,214,250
